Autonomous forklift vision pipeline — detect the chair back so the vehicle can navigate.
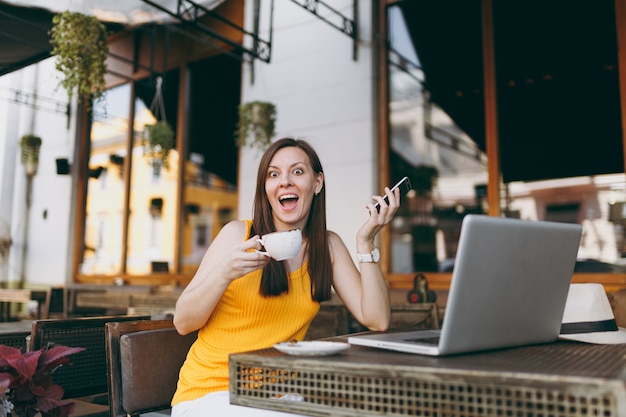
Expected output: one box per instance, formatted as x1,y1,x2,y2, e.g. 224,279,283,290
42,287,66,318
106,319,197,417
348,303,440,333
0,331,30,351
304,303,351,340
389,303,440,330
29,315,150,399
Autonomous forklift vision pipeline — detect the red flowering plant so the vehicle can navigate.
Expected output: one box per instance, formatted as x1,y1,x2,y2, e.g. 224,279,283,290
0,344,85,417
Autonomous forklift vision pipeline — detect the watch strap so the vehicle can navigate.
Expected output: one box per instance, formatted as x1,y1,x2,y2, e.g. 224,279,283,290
356,247,379,263
356,252,374,262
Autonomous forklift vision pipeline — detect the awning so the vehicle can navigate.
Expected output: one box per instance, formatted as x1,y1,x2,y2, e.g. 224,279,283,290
397,0,624,183
3,0,624,184
0,2,54,75
0,0,228,76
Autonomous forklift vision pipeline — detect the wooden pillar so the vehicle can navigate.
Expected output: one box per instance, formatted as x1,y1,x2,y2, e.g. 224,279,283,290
120,83,136,274
375,0,392,272
71,99,91,280
482,0,501,216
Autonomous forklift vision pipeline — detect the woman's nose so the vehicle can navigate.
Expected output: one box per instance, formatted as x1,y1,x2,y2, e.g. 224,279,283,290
279,174,292,186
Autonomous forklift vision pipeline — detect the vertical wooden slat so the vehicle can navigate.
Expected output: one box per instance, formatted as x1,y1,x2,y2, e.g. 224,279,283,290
615,0,626,174
482,0,501,216
174,63,189,275
120,83,136,274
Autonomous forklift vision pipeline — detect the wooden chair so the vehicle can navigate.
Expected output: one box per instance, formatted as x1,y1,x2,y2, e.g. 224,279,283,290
348,303,440,333
42,286,67,318
304,303,351,340
105,319,197,417
609,288,626,327
389,303,440,330
29,315,151,417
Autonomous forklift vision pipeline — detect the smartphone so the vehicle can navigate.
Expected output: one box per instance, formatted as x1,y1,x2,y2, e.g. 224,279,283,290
373,176,412,212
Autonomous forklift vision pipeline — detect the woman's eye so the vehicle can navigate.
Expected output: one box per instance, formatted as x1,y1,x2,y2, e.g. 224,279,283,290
268,171,279,178
293,168,303,175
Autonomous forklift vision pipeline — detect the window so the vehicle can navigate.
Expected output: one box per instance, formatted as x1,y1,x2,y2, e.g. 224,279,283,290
386,1,626,275
387,2,487,273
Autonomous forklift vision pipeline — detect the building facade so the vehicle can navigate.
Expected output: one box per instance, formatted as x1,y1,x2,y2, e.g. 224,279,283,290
1,0,626,293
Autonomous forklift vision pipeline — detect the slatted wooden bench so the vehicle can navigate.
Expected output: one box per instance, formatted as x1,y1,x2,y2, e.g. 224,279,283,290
0,288,48,321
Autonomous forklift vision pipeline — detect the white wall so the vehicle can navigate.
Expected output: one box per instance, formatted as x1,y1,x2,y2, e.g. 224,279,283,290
239,0,378,256
0,57,77,287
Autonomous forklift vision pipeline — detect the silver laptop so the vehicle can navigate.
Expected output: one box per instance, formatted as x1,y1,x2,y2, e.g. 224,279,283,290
348,214,582,356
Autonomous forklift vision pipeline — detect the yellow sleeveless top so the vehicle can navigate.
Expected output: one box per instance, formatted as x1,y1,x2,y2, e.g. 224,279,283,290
171,220,320,405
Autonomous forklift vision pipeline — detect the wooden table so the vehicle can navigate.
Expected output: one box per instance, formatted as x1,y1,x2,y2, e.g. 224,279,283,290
230,336,626,417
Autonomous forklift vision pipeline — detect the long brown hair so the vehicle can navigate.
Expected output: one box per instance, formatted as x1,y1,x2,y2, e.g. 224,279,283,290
252,138,332,302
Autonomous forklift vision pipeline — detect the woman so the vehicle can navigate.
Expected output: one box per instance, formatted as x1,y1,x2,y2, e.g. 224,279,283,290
171,137,400,416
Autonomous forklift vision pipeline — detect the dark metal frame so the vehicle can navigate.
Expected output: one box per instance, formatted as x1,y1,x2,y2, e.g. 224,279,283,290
388,46,421,83
288,0,358,60
140,0,273,63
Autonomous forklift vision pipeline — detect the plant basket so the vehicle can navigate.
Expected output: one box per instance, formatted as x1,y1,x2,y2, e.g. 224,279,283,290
19,134,42,176
236,101,277,149
143,121,175,173
0,237,10,260
49,11,108,102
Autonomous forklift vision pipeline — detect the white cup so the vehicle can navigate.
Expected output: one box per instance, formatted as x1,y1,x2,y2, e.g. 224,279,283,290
256,229,302,261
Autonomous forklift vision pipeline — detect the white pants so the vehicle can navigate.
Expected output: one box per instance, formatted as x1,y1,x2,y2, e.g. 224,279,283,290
171,391,312,417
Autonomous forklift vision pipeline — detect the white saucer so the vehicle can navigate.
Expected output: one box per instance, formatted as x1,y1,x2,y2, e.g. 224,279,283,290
273,341,350,356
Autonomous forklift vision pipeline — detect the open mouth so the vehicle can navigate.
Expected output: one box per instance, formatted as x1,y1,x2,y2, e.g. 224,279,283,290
279,194,299,209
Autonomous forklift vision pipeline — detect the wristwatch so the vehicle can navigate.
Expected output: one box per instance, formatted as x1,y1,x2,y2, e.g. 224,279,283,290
356,247,380,263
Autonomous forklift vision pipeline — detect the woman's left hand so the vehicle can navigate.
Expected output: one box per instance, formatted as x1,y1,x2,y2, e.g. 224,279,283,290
332,186,401,332
358,186,401,245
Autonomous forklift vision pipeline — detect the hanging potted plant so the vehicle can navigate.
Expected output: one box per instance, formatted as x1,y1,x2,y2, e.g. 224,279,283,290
236,101,277,149
49,11,108,103
0,237,10,262
143,121,175,174
19,134,42,176
142,76,175,176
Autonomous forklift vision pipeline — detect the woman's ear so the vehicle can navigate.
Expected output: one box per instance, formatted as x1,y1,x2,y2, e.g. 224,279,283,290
315,173,324,195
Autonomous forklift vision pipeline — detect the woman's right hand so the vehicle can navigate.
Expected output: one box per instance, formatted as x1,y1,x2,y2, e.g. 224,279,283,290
224,235,271,281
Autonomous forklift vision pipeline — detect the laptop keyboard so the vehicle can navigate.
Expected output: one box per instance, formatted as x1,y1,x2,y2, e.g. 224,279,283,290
405,336,440,345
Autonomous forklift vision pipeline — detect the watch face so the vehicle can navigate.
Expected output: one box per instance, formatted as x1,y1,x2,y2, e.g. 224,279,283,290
372,248,380,262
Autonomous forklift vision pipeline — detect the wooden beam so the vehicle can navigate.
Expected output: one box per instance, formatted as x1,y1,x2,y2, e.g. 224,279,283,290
387,272,626,294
